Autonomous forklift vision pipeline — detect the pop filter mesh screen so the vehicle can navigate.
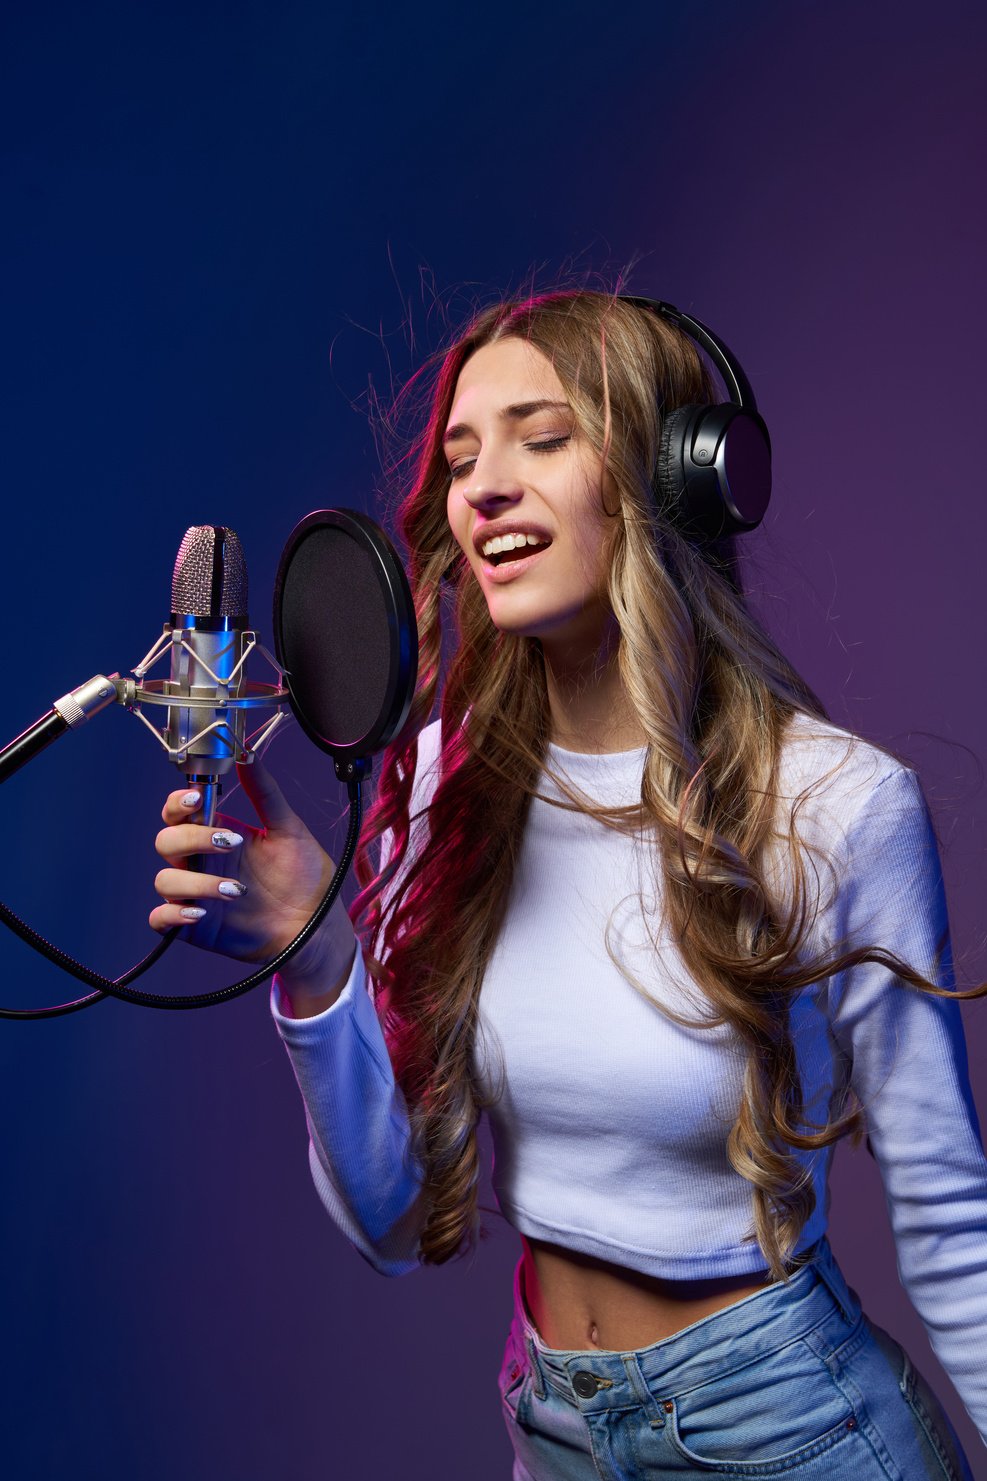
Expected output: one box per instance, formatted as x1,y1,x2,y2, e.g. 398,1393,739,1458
279,525,392,749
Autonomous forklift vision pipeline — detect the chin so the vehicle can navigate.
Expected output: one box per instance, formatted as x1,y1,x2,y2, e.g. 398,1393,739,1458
483,598,574,634
489,614,597,650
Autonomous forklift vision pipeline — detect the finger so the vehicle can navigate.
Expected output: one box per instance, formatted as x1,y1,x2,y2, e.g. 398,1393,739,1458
154,867,249,902
236,756,298,831
162,787,209,826
155,823,245,862
149,902,210,932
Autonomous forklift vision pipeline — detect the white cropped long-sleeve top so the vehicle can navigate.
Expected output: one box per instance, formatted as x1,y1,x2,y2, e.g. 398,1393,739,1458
270,711,987,1441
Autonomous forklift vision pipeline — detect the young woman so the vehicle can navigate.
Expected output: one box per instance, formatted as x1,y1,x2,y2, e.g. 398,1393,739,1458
149,291,986,1478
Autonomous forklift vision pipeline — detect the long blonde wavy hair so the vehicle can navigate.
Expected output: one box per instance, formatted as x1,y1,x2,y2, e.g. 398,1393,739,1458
351,289,983,1283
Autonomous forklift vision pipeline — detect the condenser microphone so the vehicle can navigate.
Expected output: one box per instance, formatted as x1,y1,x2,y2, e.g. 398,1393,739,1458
122,526,288,827
0,528,272,800
164,525,250,826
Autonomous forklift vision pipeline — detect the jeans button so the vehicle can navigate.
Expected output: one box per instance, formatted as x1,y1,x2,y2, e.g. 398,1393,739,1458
572,1371,599,1398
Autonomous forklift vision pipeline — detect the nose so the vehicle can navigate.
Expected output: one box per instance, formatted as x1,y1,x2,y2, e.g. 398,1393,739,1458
461,445,523,512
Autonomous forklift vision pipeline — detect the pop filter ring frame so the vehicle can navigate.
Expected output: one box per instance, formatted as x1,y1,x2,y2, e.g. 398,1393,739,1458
271,507,418,779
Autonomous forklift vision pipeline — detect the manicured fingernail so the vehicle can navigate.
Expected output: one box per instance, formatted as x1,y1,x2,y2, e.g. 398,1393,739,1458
218,879,247,898
180,906,206,920
211,830,243,849
181,790,202,809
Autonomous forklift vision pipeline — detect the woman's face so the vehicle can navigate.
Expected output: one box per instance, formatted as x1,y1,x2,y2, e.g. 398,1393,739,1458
444,337,617,659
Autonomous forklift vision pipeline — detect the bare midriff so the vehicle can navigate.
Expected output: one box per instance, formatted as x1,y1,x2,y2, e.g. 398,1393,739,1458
520,1235,774,1351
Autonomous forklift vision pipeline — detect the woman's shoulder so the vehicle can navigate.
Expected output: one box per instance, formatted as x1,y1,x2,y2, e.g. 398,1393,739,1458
767,712,931,922
776,709,918,835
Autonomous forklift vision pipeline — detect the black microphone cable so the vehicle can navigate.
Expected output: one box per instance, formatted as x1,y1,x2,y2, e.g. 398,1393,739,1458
0,919,178,1019
0,774,363,1018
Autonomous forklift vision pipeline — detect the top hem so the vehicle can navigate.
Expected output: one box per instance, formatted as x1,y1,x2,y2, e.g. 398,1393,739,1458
505,1204,825,1281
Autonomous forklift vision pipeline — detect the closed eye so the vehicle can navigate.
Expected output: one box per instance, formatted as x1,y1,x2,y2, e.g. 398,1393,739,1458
526,435,571,454
447,434,571,481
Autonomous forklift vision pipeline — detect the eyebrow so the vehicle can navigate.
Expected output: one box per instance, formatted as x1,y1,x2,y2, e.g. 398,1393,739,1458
442,399,572,445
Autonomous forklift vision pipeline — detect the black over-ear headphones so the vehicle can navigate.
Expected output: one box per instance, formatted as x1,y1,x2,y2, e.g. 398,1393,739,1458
619,296,771,541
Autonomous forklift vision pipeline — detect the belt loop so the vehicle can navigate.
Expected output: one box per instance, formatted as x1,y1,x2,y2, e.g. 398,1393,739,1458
625,1354,667,1430
516,1259,547,1400
809,1238,860,1326
524,1333,547,1401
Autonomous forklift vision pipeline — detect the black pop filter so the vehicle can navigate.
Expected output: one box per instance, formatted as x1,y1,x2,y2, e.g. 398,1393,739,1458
272,509,418,774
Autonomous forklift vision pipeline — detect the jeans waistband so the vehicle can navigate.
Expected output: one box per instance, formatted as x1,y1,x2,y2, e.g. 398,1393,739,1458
511,1237,862,1410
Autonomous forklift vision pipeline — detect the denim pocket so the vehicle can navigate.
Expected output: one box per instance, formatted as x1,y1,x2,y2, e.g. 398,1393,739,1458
663,1337,859,1474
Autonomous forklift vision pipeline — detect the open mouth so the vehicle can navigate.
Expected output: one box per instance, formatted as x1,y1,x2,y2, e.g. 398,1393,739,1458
484,539,552,567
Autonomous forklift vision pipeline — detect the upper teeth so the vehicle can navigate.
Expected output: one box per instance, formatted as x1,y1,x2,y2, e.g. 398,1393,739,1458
481,533,549,557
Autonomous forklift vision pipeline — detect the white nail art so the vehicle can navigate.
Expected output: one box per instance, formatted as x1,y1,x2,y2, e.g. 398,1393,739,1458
180,906,206,920
211,830,243,849
218,880,247,898
181,791,202,808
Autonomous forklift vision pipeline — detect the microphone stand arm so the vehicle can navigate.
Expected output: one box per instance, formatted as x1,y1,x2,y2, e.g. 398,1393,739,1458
0,674,124,785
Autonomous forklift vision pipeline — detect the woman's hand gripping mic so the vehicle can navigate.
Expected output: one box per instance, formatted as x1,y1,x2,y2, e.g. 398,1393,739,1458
149,757,358,1015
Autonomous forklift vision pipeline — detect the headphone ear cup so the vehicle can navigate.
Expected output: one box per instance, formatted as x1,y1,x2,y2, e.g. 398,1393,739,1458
655,402,771,540
658,402,726,542
655,403,701,525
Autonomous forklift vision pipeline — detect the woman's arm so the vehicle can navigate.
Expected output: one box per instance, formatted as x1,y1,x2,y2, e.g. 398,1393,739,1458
148,746,432,1276
271,948,429,1277
269,721,444,1276
828,764,987,1443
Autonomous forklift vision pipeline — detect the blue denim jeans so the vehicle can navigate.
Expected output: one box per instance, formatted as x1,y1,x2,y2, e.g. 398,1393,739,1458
498,1238,973,1479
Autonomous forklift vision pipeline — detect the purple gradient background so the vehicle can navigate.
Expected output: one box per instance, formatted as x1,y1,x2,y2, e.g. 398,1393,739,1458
1,2,984,1476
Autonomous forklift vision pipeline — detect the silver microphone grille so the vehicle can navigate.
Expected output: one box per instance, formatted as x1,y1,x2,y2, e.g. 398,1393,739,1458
171,526,249,617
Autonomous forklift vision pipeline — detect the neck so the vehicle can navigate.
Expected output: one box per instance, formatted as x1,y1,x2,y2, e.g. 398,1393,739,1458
541,619,647,755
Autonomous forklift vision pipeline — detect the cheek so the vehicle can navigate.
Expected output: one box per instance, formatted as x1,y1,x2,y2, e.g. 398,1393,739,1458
567,454,614,548
571,499,615,581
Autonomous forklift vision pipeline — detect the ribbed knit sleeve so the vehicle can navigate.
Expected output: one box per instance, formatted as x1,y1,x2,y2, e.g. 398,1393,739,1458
269,723,444,1276
828,764,987,1443
270,952,427,1276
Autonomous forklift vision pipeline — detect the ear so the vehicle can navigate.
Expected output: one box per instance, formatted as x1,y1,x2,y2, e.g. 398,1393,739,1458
600,467,622,521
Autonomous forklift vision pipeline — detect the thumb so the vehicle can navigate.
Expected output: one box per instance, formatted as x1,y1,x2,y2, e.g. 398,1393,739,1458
236,755,299,831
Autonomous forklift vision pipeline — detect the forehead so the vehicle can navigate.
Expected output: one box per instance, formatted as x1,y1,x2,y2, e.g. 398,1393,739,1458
449,337,565,415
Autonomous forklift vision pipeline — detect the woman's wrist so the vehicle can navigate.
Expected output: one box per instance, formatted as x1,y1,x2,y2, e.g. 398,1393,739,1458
276,932,359,1018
